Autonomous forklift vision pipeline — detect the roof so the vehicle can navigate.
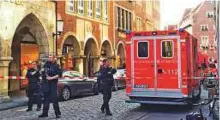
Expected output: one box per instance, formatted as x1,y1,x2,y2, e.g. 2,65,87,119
179,1,205,25
180,8,192,24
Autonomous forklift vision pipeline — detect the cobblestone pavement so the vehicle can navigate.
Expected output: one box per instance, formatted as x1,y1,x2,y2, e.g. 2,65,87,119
0,89,214,120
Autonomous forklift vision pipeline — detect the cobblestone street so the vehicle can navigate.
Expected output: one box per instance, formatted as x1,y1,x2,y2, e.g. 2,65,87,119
0,89,212,120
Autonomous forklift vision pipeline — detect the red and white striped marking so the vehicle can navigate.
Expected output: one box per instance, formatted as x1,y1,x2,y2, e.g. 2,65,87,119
0,76,96,80
0,76,26,80
0,76,219,80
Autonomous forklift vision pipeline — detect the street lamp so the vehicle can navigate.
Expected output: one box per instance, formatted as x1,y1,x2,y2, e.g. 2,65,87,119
53,20,64,56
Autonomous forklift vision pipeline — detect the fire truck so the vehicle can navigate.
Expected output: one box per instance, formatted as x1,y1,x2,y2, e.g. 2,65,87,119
125,30,201,105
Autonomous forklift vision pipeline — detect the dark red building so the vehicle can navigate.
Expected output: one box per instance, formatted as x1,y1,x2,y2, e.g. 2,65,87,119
180,1,216,63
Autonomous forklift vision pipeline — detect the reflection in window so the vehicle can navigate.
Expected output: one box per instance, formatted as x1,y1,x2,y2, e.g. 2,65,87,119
162,41,173,57
67,1,74,13
96,1,101,19
87,0,93,17
103,0,108,21
78,0,84,14
138,42,148,57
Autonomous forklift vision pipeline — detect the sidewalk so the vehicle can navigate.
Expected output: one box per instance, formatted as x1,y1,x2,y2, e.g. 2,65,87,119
0,90,28,111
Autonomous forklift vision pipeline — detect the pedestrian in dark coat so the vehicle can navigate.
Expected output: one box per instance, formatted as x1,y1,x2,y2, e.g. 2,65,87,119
98,58,116,116
26,61,42,111
39,55,61,118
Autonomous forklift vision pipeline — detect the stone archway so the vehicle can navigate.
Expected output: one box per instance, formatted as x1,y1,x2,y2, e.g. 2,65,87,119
117,42,125,69
84,38,98,76
101,40,112,58
61,35,80,71
9,13,48,92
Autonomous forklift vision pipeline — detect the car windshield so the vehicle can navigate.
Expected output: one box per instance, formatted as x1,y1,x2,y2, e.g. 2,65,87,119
62,71,84,78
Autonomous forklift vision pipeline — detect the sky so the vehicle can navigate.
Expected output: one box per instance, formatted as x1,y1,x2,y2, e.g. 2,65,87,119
160,0,204,29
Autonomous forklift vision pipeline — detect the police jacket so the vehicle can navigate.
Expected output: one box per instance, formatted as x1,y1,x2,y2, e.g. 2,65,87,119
26,68,40,91
43,61,61,83
99,66,116,86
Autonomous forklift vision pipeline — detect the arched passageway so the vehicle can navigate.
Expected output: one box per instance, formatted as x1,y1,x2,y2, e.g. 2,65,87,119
9,13,48,92
84,38,98,76
117,43,125,69
61,35,80,71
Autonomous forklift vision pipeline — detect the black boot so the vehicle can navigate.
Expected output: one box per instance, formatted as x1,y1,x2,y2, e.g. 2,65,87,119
106,112,113,116
56,114,61,118
38,114,48,118
101,105,105,113
26,108,32,112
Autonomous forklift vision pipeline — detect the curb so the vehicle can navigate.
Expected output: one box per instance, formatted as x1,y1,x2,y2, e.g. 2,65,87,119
0,99,28,111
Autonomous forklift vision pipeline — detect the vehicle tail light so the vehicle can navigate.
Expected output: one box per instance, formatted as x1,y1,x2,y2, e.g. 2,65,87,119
181,78,189,96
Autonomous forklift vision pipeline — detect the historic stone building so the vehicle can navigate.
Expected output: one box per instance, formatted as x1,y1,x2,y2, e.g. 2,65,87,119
0,0,161,99
0,1,56,99
114,0,160,68
56,1,114,76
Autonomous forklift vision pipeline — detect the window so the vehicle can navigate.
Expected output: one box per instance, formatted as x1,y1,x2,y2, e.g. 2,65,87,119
206,11,214,18
201,36,209,46
161,41,173,58
201,25,208,31
122,9,125,29
126,11,128,30
78,0,84,14
136,17,142,31
117,7,121,28
87,0,93,17
138,42,149,58
67,1,74,13
96,1,101,19
129,12,132,30
103,0,108,21
117,7,132,31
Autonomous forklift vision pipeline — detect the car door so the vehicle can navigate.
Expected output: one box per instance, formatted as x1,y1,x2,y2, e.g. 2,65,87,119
61,71,80,95
73,72,94,93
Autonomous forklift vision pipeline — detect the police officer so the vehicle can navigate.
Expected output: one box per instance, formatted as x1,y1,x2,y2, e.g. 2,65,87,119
39,55,61,118
98,58,116,116
26,61,42,111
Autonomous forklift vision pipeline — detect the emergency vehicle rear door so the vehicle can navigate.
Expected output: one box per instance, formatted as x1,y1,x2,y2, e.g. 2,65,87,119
156,36,181,90
132,38,155,90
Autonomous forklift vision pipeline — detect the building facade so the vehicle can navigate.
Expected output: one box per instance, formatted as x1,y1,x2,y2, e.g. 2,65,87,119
56,1,114,76
0,0,161,99
114,0,160,68
152,0,160,30
180,1,216,63
0,1,56,99
57,0,161,72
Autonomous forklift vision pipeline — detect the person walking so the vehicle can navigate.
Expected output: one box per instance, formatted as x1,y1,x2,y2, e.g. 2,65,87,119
98,58,116,116
26,61,42,111
39,55,61,118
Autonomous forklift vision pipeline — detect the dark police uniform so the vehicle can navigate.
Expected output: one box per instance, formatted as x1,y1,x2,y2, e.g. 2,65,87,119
26,68,42,111
99,66,116,115
40,61,61,117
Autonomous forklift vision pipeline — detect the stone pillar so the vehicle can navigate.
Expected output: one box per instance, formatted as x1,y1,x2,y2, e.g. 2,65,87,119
0,57,13,102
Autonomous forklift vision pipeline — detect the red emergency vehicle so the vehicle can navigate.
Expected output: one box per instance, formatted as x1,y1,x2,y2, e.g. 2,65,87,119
125,30,201,105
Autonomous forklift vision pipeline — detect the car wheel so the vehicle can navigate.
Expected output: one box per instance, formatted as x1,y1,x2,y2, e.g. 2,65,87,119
93,83,99,95
192,86,201,102
61,87,71,101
